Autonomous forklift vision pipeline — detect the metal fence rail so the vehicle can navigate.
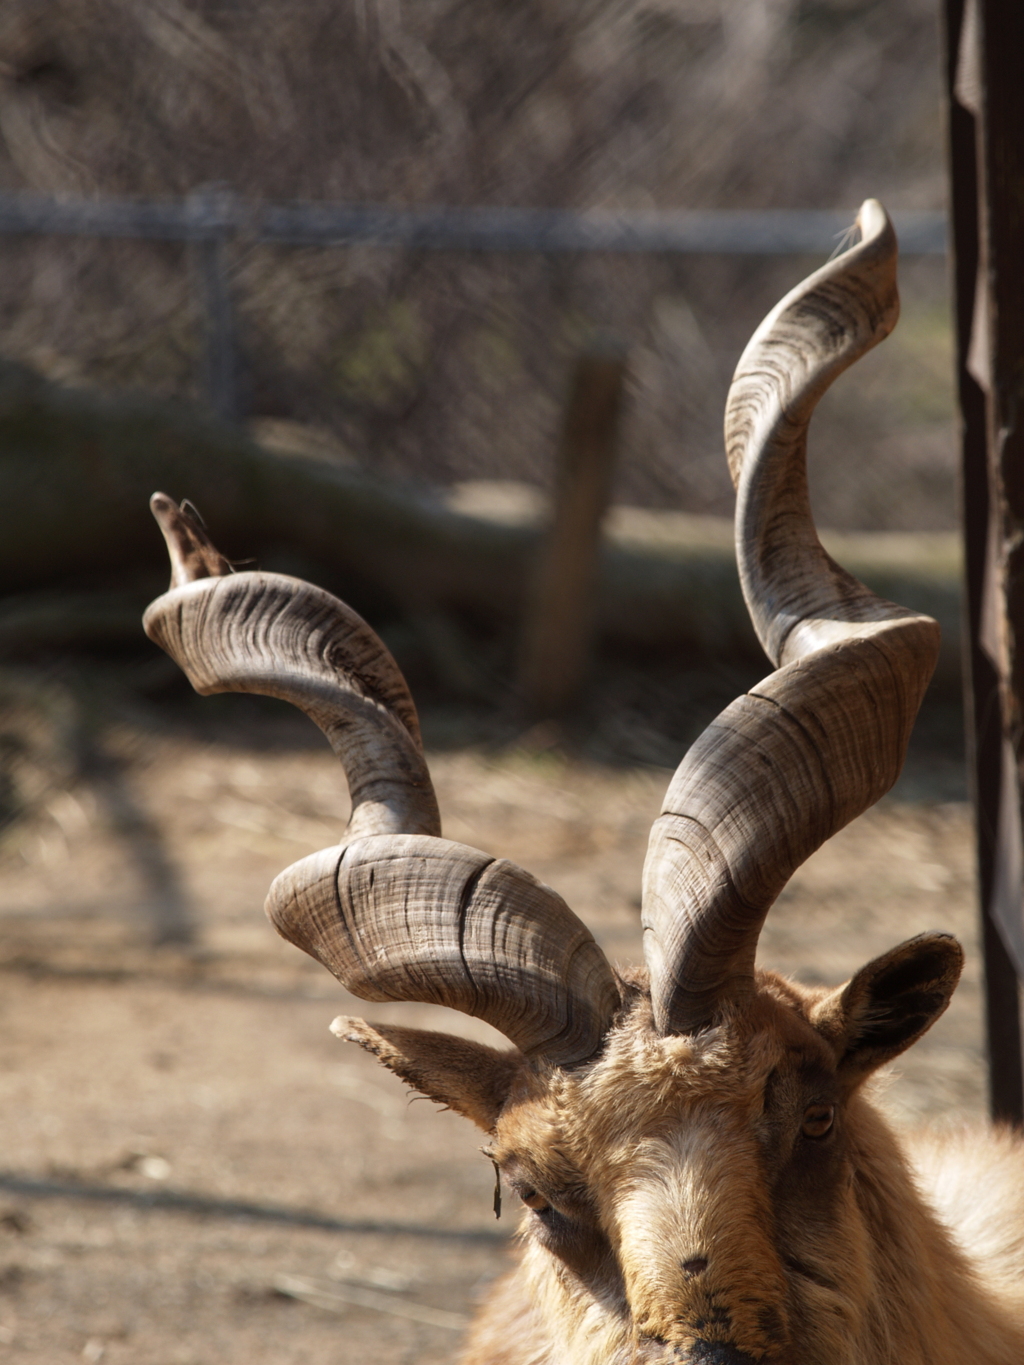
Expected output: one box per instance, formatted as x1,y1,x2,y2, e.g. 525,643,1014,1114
0,189,946,255
0,188,947,420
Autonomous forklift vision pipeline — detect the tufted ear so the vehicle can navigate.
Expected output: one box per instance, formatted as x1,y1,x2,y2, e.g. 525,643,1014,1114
332,1017,523,1132
811,934,964,1082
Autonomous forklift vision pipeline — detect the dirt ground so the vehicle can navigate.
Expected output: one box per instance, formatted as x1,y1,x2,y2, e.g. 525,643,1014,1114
0,699,988,1364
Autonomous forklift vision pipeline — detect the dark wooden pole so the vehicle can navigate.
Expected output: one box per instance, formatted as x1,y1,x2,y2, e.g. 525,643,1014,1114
944,0,1024,1124
518,340,627,721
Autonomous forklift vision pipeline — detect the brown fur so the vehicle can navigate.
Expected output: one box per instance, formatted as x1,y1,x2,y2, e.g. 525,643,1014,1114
345,945,1024,1365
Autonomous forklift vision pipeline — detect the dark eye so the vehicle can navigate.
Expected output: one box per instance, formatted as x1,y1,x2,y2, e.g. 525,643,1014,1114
801,1104,835,1139
519,1187,552,1213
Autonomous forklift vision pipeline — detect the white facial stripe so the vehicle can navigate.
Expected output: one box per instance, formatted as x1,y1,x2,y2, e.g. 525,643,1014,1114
608,1121,788,1349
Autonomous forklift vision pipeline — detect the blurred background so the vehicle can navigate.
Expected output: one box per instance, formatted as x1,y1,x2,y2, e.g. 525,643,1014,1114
0,3,979,1363
0,0,951,520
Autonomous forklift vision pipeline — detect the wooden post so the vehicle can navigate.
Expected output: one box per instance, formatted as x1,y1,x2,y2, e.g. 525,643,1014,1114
188,186,239,424
518,339,627,721
945,0,1024,1124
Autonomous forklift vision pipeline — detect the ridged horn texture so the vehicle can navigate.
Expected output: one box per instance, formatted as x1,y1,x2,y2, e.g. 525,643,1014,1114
642,200,941,1038
143,492,440,842
143,494,619,1067
267,835,621,1065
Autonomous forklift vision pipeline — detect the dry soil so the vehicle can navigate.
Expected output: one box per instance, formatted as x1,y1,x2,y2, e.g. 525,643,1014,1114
0,713,987,1364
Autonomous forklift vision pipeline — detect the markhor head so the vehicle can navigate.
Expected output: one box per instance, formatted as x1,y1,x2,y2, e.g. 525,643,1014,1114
144,202,1008,1365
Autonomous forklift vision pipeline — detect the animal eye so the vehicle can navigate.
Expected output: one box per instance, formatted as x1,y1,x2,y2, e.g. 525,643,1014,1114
519,1187,551,1213
801,1104,835,1139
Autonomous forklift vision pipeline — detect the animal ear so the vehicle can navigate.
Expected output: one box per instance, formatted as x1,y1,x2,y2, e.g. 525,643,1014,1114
811,933,964,1081
332,1017,522,1132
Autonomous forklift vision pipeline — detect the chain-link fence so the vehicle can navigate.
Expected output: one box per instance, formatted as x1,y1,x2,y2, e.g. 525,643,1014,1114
0,0,953,530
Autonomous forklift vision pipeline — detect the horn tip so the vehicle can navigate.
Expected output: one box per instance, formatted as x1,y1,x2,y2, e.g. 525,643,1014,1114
854,199,897,269
857,198,888,234
149,491,234,588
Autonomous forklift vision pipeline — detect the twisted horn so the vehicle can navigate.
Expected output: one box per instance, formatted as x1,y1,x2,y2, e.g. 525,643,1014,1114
144,491,438,842
642,200,940,1036
268,835,619,1065
144,494,619,1065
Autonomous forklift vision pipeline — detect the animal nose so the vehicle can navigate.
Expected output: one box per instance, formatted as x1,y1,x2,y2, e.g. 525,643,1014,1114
686,1344,758,1365
635,1339,758,1364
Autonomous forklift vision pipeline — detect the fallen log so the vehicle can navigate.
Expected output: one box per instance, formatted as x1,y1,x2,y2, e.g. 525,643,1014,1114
0,359,962,689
